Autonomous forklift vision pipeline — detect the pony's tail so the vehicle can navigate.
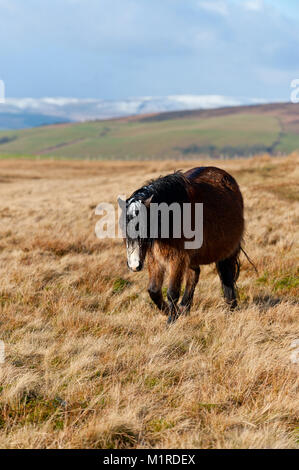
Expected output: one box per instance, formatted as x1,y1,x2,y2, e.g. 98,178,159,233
240,246,258,274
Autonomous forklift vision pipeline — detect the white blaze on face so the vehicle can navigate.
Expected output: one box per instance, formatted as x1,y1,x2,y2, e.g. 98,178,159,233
126,200,142,271
127,200,141,218
126,239,141,270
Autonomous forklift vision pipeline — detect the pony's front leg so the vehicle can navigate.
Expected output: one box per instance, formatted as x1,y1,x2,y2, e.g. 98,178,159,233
167,261,184,324
179,267,200,315
147,252,168,314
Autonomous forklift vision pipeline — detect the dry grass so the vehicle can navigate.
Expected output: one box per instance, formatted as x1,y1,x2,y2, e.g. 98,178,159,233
0,154,298,449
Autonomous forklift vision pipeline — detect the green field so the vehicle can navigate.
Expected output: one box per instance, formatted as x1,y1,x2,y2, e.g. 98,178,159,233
1,103,299,159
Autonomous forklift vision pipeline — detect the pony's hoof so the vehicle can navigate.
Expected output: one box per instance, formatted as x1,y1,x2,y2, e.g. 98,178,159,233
167,312,182,325
167,314,176,325
179,305,190,316
229,300,238,310
225,300,238,313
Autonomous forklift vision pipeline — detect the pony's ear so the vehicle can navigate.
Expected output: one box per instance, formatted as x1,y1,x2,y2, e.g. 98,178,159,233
143,194,153,208
117,197,126,210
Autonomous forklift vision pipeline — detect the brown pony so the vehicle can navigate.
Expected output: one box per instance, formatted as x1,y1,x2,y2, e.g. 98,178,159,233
118,167,244,323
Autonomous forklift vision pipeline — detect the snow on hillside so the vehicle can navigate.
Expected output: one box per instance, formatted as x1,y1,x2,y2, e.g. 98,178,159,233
0,95,265,129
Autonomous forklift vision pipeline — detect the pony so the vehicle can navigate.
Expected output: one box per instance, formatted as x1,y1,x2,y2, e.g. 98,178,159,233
118,166,244,323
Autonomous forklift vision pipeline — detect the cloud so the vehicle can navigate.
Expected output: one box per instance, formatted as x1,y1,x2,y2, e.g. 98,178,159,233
197,1,228,16
244,0,264,11
0,0,298,101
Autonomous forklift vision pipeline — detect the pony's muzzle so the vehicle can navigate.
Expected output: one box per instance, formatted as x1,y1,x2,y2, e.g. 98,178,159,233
127,261,143,272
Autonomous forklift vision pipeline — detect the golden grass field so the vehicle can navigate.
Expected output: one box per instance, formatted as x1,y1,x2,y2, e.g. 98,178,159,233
0,154,298,448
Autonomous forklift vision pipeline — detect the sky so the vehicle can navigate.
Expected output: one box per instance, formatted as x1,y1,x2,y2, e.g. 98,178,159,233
0,0,299,102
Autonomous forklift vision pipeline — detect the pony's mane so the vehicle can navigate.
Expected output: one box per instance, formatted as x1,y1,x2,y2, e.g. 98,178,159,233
128,171,190,205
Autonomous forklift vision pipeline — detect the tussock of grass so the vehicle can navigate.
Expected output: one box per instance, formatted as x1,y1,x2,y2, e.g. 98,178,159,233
257,268,299,296
0,155,298,449
112,278,132,294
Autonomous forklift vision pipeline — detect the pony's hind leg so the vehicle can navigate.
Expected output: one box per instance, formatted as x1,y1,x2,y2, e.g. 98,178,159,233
179,267,200,315
216,251,240,310
147,253,167,314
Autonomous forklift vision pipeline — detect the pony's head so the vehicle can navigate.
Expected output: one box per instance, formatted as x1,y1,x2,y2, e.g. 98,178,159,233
118,194,152,272
118,171,189,272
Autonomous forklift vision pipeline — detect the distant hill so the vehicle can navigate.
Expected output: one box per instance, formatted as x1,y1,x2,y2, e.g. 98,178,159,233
0,112,72,130
0,102,298,159
0,95,254,130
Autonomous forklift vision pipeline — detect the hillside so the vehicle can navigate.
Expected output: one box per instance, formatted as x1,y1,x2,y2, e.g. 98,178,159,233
0,155,298,448
1,102,299,159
